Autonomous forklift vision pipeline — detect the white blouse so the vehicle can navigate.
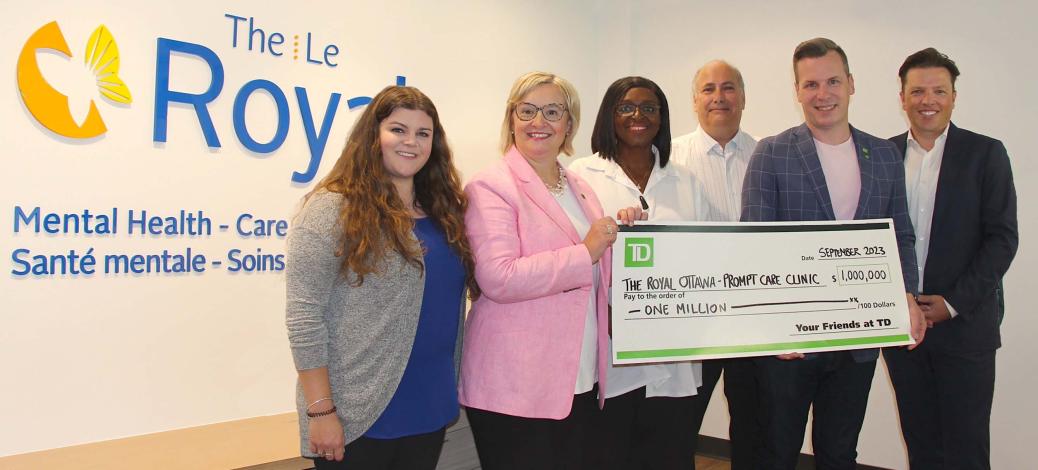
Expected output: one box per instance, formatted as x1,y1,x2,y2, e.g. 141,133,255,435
569,149,707,398
554,177,601,394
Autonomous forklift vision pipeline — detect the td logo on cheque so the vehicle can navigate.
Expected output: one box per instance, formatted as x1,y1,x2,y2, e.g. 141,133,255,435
624,238,654,268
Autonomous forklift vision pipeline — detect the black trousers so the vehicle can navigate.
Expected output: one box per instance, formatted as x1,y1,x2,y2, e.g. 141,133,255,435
756,352,876,470
311,427,446,470
688,358,762,470
884,345,996,470
595,386,698,470
465,387,600,470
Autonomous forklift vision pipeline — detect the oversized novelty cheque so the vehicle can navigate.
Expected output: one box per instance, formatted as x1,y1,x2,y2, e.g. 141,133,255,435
611,220,914,364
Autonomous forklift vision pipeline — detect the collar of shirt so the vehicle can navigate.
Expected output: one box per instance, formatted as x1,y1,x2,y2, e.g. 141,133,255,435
582,146,674,193
691,125,744,158
906,125,950,155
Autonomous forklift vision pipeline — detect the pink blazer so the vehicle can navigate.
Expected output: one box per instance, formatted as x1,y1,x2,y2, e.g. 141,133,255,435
459,146,612,419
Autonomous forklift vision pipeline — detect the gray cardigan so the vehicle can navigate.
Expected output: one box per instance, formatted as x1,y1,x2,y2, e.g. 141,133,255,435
285,191,465,456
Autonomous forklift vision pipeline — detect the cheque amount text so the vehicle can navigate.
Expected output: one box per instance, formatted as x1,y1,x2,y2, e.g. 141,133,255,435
834,265,890,285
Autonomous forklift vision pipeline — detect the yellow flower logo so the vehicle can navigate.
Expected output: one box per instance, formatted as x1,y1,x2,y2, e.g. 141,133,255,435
16,21,132,139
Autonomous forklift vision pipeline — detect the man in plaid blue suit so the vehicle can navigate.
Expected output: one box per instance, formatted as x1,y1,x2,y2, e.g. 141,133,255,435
741,38,927,470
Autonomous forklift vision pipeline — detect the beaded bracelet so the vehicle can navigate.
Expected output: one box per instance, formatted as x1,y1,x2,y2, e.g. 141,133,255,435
307,405,337,418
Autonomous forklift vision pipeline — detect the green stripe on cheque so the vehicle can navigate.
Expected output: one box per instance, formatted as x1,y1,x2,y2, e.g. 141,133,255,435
616,334,911,359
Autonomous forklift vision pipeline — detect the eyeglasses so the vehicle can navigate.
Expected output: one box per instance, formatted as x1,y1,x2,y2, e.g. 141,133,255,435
515,102,567,122
615,103,660,117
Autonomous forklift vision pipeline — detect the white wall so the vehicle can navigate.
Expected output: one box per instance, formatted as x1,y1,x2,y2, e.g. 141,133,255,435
2,0,1034,467
0,0,605,456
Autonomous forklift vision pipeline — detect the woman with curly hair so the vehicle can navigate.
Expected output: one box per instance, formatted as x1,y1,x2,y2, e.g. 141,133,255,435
286,85,478,470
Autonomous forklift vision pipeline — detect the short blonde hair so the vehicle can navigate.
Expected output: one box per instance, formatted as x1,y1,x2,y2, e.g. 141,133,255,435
499,71,580,156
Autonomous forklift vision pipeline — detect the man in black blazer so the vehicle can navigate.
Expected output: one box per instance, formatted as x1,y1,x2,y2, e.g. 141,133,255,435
883,48,1018,470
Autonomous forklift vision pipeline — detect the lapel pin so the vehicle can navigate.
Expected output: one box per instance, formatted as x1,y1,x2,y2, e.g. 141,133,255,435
862,147,871,160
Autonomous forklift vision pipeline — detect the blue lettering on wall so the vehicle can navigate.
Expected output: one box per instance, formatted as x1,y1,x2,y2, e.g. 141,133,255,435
14,206,118,234
153,15,408,184
227,247,285,272
294,87,341,183
154,39,225,147
233,79,290,153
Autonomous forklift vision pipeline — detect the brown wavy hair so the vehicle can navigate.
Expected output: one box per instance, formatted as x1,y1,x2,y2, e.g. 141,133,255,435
311,86,479,298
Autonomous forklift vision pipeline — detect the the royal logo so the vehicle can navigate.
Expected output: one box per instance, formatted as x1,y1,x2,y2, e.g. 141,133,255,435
624,237,654,267
16,21,132,139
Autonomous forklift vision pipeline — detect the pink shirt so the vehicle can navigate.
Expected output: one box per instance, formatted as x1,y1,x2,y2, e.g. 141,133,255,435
815,137,860,220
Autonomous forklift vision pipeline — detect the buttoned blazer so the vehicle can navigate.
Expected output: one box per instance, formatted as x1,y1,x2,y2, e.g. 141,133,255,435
891,123,1018,352
459,146,612,419
742,123,919,362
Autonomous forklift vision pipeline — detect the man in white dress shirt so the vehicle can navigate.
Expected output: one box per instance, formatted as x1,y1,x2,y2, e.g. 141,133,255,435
670,60,761,470
883,47,1018,470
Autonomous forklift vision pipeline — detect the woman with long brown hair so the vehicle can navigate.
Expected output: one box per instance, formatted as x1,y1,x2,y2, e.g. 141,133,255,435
286,85,477,470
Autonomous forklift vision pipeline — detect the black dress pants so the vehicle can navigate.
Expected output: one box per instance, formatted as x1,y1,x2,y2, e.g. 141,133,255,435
688,358,762,470
884,345,996,470
595,386,699,470
465,386,599,470
311,427,446,470
756,351,876,470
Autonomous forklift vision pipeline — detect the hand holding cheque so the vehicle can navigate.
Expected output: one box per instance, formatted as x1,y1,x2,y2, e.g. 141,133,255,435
611,219,918,364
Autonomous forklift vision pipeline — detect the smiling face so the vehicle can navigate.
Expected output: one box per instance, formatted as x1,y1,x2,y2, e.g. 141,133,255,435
693,61,745,140
795,50,855,142
379,107,433,186
613,87,661,150
901,66,956,143
511,83,570,162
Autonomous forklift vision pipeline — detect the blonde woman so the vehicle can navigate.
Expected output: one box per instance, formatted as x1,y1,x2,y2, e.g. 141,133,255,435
459,72,642,469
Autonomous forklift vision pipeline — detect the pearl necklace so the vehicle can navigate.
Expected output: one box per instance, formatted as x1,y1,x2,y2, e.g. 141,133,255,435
545,165,567,196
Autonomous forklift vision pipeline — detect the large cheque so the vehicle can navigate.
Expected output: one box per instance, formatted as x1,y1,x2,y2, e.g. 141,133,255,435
611,219,914,364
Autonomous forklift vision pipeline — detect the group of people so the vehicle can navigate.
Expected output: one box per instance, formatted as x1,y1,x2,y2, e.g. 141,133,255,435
285,37,1018,470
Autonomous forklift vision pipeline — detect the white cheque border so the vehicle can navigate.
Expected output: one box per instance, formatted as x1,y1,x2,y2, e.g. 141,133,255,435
611,219,913,363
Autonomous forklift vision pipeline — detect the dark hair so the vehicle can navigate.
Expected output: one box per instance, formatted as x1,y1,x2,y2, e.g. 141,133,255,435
899,47,960,90
590,76,672,167
793,37,849,82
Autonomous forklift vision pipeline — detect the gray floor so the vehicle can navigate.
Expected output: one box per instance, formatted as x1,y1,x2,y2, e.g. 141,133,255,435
238,412,479,470
435,412,480,470
238,412,733,470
